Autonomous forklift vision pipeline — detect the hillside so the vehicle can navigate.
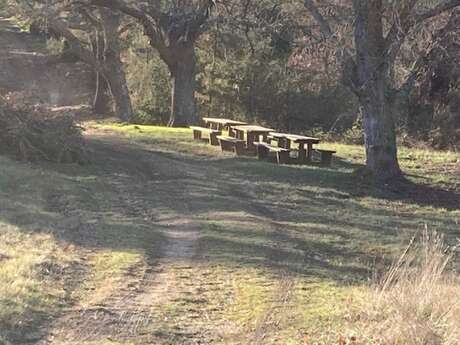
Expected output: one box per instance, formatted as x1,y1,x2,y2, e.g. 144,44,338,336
0,17,92,106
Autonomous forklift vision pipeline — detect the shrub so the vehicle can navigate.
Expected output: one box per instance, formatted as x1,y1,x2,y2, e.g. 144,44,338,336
0,94,87,163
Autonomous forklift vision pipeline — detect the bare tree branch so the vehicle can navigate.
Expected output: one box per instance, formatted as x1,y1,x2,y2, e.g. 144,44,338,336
303,0,359,93
384,0,418,49
385,0,460,63
303,0,333,38
415,0,460,22
46,17,101,69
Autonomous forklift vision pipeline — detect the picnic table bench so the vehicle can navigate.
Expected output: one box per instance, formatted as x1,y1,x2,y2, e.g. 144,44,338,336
315,149,336,166
254,142,290,164
217,135,245,156
202,117,247,135
269,132,320,164
232,125,274,151
189,126,221,146
191,120,336,166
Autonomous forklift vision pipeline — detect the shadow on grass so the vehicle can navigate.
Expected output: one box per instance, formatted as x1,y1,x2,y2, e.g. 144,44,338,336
2,137,459,276
2,135,459,342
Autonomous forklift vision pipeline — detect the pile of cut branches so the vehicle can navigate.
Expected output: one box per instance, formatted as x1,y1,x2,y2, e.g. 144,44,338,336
0,94,87,163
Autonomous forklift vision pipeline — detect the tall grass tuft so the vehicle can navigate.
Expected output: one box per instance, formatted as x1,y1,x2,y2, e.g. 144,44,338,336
347,228,460,345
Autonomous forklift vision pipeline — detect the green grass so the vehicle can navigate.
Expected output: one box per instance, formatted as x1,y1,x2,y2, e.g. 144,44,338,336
79,250,144,306
1,123,459,344
89,122,223,158
0,153,162,343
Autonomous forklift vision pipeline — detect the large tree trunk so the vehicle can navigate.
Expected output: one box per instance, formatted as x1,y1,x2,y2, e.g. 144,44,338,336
360,94,400,179
100,9,133,122
353,0,401,179
91,28,111,115
103,64,132,122
93,71,112,115
167,45,197,127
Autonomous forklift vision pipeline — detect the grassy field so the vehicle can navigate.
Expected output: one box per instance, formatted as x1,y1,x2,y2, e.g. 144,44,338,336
0,123,459,345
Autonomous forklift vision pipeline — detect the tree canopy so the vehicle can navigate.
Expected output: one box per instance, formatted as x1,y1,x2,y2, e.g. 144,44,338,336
3,0,460,179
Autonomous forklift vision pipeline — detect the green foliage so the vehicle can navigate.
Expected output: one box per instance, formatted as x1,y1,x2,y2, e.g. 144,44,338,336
124,30,171,124
46,37,66,55
341,117,365,145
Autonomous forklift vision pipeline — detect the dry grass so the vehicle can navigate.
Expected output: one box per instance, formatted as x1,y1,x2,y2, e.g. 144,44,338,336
1,124,459,344
0,222,76,343
0,93,86,163
344,228,460,345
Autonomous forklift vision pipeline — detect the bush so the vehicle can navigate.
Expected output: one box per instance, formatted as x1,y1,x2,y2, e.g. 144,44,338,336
0,94,87,163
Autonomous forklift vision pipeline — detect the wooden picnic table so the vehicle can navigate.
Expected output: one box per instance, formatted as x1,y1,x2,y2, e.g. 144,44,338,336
202,117,247,131
269,132,320,163
232,125,274,150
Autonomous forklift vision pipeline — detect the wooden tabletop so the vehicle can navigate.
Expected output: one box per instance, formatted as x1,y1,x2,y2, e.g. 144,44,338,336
232,125,274,133
202,117,247,126
269,132,320,143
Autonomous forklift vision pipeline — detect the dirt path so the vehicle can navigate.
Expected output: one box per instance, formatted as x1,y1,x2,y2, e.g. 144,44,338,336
37,132,247,345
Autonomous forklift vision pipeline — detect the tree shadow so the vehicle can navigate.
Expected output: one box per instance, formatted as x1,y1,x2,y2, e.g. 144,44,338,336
1,135,458,343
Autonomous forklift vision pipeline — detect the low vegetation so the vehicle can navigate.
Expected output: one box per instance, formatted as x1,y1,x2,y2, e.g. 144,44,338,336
0,94,86,163
0,124,459,344
334,229,460,345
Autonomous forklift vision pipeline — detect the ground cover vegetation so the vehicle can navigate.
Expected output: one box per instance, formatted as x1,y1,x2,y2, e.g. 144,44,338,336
1,124,458,344
0,0,459,344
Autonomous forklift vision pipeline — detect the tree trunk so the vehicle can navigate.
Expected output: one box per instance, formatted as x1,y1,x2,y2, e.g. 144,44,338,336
360,94,401,179
100,9,133,122
353,0,401,179
103,64,132,122
167,45,197,127
91,28,111,115
93,71,112,115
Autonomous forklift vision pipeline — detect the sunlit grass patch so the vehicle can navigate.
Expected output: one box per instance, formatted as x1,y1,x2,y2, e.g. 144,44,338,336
78,250,145,306
95,122,192,137
295,281,350,332
0,222,75,342
225,268,277,329
88,122,227,158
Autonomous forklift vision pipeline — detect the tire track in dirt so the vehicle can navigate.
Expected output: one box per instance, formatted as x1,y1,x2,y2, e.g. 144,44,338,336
38,134,232,345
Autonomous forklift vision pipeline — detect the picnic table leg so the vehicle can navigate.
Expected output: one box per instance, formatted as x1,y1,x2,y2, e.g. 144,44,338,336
228,126,235,137
247,133,255,150
193,130,201,140
298,143,307,164
284,139,291,150
307,143,313,163
277,151,290,165
261,134,268,143
256,144,269,160
209,132,220,146
235,141,245,156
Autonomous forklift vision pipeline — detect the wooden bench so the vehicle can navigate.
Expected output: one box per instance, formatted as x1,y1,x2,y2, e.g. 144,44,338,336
217,135,245,156
254,142,291,164
315,149,336,166
189,126,221,146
